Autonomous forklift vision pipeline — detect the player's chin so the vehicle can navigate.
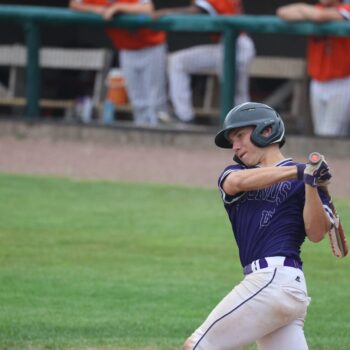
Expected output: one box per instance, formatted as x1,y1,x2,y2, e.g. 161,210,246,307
240,153,251,164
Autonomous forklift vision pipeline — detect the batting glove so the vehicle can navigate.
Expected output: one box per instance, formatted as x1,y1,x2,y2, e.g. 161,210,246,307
304,155,332,187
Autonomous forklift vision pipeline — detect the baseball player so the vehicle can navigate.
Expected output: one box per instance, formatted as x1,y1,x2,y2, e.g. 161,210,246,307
183,102,334,350
153,0,256,123
69,0,168,126
277,0,350,137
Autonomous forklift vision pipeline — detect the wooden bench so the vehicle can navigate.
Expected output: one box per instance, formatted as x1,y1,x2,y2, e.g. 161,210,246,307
0,44,113,117
193,56,312,133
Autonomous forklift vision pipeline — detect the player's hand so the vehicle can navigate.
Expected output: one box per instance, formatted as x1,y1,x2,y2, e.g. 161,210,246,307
103,4,121,20
315,165,332,187
304,154,332,187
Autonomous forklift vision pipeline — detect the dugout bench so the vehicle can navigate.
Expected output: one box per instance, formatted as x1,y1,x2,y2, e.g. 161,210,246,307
0,44,113,118
193,56,312,134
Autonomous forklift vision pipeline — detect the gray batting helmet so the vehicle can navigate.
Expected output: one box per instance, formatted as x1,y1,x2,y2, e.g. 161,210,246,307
215,102,286,149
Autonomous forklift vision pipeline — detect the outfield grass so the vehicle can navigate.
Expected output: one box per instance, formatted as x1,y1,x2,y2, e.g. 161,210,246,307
0,173,349,350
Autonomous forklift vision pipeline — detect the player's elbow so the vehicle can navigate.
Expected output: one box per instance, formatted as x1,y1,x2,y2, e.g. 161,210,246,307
305,223,327,242
306,230,326,243
304,207,331,242
222,175,244,196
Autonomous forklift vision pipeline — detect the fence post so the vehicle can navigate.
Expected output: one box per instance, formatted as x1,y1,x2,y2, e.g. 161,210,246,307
24,20,40,119
220,29,237,125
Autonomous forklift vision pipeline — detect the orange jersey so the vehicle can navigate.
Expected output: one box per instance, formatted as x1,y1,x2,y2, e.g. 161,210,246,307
212,0,241,15
194,0,242,42
307,4,350,81
81,0,166,50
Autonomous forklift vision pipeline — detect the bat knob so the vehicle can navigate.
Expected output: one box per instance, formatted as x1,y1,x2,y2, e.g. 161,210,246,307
308,152,322,165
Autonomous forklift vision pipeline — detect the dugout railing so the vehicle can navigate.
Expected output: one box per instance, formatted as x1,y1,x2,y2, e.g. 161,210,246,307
0,5,350,125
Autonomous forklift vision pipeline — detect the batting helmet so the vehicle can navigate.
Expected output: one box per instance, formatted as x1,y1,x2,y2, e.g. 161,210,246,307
214,102,286,149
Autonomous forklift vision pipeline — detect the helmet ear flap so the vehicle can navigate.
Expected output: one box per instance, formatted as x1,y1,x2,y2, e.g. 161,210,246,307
251,119,285,148
251,123,274,147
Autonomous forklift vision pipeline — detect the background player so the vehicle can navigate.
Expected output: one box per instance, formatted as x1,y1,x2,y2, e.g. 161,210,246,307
183,102,333,350
277,0,350,137
70,0,168,126
153,0,255,124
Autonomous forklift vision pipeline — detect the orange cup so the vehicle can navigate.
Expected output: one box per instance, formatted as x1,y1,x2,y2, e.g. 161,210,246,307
106,69,128,106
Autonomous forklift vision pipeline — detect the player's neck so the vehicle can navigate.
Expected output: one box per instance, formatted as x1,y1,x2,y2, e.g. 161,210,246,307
259,148,285,167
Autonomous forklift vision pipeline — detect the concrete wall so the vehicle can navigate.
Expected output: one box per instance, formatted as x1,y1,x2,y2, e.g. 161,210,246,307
1,119,348,158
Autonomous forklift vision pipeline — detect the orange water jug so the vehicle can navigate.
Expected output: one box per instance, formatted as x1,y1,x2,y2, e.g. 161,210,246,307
106,68,128,106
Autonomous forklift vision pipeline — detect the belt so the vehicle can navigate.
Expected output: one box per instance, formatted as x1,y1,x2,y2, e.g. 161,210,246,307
243,256,302,275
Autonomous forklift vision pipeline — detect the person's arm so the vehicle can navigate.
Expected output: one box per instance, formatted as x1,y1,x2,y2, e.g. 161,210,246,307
69,0,105,15
222,164,331,242
277,3,344,22
152,5,203,19
222,166,298,196
103,1,153,20
303,185,331,242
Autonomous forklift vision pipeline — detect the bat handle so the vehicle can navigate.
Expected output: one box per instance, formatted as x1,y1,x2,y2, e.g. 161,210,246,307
308,152,322,165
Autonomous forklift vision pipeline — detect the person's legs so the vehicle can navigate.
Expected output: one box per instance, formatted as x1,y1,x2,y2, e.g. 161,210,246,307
257,319,309,350
235,34,256,105
311,77,350,136
183,267,310,350
215,35,255,106
310,80,327,135
142,44,168,125
168,44,220,122
321,77,350,136
119,50,148,125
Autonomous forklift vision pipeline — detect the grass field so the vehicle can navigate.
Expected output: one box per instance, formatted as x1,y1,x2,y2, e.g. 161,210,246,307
0,173,349,350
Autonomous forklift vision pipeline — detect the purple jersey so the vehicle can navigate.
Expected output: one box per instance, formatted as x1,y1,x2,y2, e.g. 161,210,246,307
218,158,333,267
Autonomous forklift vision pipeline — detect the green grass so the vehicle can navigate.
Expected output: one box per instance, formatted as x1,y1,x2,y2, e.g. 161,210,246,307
0,173,349,350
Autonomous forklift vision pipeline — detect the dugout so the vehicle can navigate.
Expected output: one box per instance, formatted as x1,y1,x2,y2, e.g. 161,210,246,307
0,0,337,135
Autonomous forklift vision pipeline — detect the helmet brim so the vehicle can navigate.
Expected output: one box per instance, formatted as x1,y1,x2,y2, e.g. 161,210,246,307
214,129,233,149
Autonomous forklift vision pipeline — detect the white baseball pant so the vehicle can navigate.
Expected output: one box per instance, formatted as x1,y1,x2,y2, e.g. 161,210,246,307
184,261,311,350
168,34,256,122
310,75,350,136
119,43,168,126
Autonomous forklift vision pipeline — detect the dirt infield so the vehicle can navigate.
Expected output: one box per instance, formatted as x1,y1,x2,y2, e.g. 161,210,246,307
0,121,349,198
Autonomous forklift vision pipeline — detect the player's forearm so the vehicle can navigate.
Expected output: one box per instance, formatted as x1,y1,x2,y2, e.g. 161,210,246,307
69,0,105,14
223,166,298,196
303,186,331,242
277,4,343,22
153,5,202,17
113,2,153,14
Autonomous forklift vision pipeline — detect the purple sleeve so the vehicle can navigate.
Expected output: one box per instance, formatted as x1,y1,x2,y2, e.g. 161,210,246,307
218,164,245,205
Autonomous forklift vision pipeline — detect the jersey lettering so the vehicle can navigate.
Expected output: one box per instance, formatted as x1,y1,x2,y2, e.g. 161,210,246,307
260,209,276,228
244,181,292,205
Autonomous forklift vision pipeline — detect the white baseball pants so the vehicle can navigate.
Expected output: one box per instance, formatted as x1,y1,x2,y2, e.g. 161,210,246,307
168,34,256,122
184,264,311,350
119,43,168,126
310,76,350,136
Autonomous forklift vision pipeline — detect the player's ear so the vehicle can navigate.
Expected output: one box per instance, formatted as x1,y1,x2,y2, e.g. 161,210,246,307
261,126,272,137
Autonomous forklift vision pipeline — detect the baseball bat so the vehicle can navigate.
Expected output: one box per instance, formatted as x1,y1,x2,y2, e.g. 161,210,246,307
308,152,348,257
